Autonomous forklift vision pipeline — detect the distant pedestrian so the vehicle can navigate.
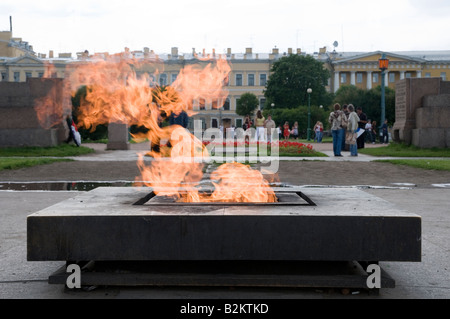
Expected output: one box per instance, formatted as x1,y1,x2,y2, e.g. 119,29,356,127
314,121,324,143
356,107,368,149
346,104,360,157
328,103,345,157
254,110,266,142
381,119,389,144
283,121,290,140
342,104,349,151
291,122,299,140
264,115,276,142
371,121,377,144
169,110,189,128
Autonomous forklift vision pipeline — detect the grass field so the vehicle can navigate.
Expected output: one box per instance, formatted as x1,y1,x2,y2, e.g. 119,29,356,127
0,158,73,171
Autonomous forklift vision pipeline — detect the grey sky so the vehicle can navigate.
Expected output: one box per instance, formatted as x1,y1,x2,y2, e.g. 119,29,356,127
1,0,449,57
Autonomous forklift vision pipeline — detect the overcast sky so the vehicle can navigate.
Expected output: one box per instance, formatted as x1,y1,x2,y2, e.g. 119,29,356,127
1,0,450,57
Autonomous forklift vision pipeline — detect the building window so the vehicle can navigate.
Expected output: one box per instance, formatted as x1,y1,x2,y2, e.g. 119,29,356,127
159,74,167,86
405,72,411,78
14,72,20,82
389,73,396,83
223,98,230,111
356,73,363,83
199,98,206,110
373,73,379,83
248,74,255,86
235,118,243,128
425,73,431,78
340,73,347,84
260,74,267,86
1,72,6,81
26,72,32,79
38,72,44,78
171,73,178,84
260,98,266,110
441,72,447,81
211,118,218,128
236,74,243,86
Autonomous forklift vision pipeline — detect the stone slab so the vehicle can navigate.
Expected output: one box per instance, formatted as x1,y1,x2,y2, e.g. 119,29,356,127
107,123,130,150
27,187,422,262
0,128,58,147
412,128,448,148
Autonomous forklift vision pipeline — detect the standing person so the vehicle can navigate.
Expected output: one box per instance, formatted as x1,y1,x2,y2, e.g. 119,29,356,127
381,119,389,144
243,115,252,131
313,121,324,143
341,104,350,152
254,110,266,142
365,119,373,144
169,110,189,129
283,121,290,140
356,106,368,149
291,122,299,140
243,115,253,143
328,103,345,157
346,104,360,157
371,121,377,144
264,114,276,142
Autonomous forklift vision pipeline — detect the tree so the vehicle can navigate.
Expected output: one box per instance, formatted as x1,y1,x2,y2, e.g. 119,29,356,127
71,85,108,141
264,54,331,109
236,92,259,116
333,85,396,127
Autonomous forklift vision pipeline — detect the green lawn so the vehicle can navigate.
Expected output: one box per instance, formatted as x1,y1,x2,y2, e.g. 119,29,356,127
0,158,74,171
0,144,94,157
358,142,450,157
374,159,450,171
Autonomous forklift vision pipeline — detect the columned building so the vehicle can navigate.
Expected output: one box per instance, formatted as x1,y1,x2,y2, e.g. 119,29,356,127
326,51,450,93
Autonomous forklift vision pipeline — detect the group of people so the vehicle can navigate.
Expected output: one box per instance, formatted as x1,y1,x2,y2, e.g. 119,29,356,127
243,110,278,142
328,104,389,157
243,111,327,143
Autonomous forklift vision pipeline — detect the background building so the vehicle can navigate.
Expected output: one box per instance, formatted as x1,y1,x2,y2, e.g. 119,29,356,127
2,26,450,134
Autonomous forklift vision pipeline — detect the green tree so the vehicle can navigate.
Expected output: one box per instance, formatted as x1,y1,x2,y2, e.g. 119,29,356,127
333,85,396,128
71,85,108,141
264,54,331,109
236,92,259,116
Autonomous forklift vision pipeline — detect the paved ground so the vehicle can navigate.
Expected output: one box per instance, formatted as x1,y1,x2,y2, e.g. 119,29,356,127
0,141,449,301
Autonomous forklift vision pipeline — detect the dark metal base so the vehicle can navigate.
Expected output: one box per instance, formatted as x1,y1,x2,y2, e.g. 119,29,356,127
49,260,395,291
27,187,422,263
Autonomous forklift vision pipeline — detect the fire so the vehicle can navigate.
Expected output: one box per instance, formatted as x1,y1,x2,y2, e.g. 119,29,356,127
35,50,277,203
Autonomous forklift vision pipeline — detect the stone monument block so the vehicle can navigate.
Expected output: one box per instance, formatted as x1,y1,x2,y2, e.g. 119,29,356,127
0,78,67,147
393,78,441,145
412,128,447,148
107,122,130,150
415,106,450,129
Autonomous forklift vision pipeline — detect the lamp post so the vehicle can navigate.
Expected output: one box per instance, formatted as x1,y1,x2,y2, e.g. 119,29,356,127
378,53,389,132
307,88,312,141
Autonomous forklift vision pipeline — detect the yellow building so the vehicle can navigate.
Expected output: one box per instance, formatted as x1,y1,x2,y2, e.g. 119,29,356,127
325,50,450,93
2,27,450,131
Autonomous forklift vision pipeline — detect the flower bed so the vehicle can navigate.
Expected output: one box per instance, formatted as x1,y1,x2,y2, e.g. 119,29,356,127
202,140,321,157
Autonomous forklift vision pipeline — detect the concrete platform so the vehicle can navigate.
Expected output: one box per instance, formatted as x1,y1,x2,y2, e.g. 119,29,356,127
27,187,421,263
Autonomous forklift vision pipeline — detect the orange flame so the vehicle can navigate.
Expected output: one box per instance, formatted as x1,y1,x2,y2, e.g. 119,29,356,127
35,50,277,203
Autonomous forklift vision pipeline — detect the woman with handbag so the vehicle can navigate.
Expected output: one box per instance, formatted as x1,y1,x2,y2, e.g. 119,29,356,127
346,104,360,157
